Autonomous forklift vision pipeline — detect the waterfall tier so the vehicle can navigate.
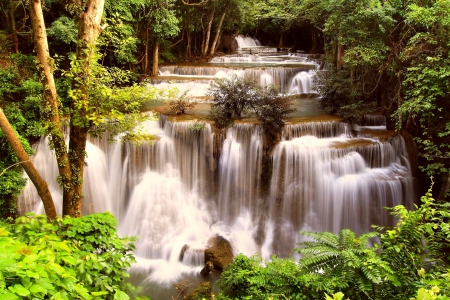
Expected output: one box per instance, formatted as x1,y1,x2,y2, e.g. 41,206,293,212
19,117,415,288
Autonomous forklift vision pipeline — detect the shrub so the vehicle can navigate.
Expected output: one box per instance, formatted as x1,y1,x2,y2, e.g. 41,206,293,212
0,212,144,299
207,75,295,132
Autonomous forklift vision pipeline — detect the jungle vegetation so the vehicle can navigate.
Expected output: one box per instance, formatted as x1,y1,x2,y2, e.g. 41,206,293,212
0,0,449,298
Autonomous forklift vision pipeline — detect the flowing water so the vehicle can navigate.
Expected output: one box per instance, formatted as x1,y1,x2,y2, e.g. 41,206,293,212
18,36,415,298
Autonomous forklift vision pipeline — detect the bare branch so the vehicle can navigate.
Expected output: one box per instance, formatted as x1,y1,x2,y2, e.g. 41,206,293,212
0,160,31,177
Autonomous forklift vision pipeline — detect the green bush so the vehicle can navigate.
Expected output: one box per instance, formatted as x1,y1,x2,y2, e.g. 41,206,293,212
218,187,450,300
207,75,295,132
0,212,145,299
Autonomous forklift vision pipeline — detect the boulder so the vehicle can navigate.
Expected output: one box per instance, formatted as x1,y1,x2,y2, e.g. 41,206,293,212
204,234,233,270
218,33,237,54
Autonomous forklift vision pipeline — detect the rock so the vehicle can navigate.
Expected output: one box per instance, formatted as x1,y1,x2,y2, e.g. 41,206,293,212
179,244,189,261
200,261,214,276
185,282,212,300
218,33,237,54
204,234,233,270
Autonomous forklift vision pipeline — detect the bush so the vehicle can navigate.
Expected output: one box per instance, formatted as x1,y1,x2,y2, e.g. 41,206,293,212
207,75,295,131
164,91,196,115
218,187,450,300
0,212,145,299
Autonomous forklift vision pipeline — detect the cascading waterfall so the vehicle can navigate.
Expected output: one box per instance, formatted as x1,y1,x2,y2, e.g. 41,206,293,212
18,36,416,298
235,35,261,48
18,114,415,298
151,37,319,96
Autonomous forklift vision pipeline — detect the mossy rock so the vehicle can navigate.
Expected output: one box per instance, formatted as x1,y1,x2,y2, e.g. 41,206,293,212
185,281,212,300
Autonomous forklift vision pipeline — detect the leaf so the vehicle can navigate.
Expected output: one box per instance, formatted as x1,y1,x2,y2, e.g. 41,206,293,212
0,293,20,300
113,290,130,300
12,284,30,297
29,284,48,295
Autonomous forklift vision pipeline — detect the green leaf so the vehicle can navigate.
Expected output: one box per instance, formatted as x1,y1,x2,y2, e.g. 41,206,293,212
12,284,30,297
0,293,20,300
29,284,48,295
113,290,130,300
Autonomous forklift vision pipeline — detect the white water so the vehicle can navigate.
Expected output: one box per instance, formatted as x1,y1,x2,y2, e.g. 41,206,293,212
17,35,415,298
151,37,318,96
235,35,261,48
19,118,415,291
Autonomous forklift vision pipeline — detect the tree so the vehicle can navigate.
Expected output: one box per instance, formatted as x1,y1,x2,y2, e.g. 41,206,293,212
140,0,179,75
0,109,56,219
0,0,154,218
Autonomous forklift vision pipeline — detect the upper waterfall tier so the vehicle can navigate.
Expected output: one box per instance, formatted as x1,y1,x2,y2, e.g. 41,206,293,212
146,35,320,97
152,65,317,95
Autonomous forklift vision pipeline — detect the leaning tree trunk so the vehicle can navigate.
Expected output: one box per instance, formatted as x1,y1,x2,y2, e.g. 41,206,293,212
202,7,215,57
209,10,226,58
0,109,57,219
65,0,105,217
29,0,73,217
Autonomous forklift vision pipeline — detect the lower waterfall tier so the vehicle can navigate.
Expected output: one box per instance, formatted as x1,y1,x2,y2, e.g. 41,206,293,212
17,114,416,294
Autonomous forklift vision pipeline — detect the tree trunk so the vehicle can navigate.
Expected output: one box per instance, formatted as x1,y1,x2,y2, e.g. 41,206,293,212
202,7,215,56
65,0,105,217
337,41,344,71
29,0,73,216
311,25,318,53
8,0,19,53
0,109,57,219
278,32,284,48
151,42,159,76
143,25,149,74
187,28,192,58
209,11,226,58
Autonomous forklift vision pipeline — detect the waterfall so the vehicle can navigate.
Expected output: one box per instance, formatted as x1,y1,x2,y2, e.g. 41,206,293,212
17,35,415,297
17,116,415,297
235,35,261,48
155,66,316,94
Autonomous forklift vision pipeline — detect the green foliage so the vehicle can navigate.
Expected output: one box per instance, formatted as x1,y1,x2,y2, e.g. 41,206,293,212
47,16,78,47
0,54,45,217
0,212,142,299
188,120,207,131
394,0,450,178
219,186,450,300
208,75,295,132
296,230,395,299
63,51,155,138
219,254,318,300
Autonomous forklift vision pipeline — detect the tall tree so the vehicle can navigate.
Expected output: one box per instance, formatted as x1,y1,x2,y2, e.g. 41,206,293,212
1,0,153,218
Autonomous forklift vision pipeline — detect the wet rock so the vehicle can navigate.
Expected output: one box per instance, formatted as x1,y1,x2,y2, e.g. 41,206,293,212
179,244,189,261
219,33,237,54
200,261,214,276
204,234,233,270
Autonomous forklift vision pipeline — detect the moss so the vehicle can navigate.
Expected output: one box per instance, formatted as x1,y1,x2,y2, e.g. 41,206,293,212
185,281,212,300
